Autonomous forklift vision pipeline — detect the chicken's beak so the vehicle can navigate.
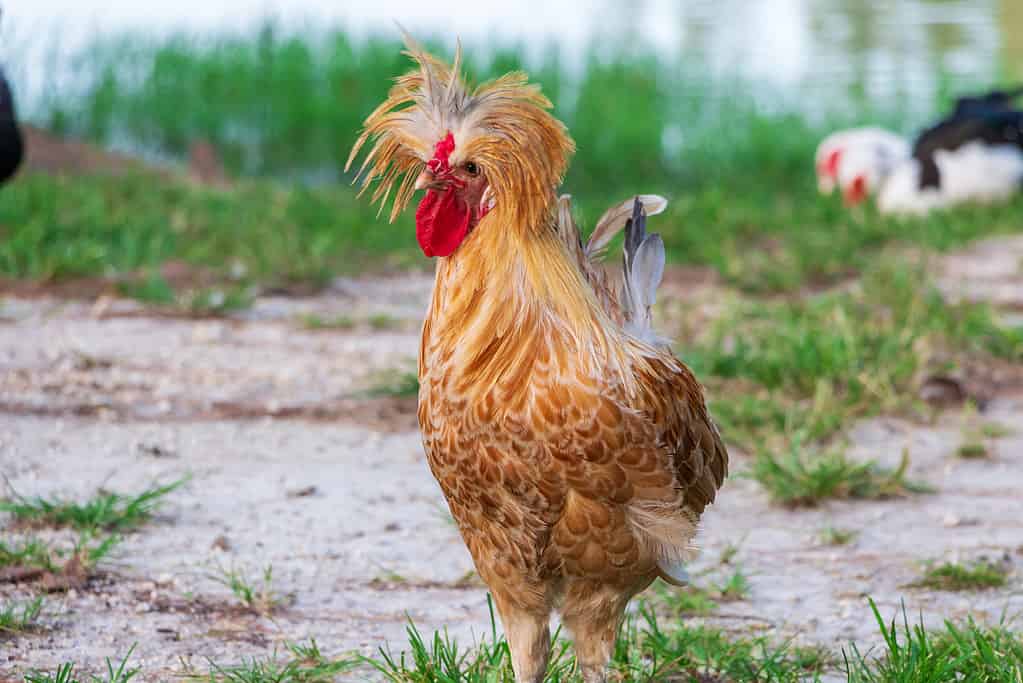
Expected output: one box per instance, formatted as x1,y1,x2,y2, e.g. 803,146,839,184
415,168,448,192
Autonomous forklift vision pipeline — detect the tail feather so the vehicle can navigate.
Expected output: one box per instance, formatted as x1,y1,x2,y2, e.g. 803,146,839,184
586,194,667,259
621,198,666,341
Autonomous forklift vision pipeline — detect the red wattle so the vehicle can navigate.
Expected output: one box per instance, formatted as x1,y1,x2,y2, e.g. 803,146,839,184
415,188,471,258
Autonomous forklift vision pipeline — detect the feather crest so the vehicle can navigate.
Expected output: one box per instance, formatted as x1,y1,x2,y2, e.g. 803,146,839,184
347,33,574,230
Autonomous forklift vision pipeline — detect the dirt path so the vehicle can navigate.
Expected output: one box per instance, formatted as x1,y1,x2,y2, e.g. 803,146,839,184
2,242,1023,680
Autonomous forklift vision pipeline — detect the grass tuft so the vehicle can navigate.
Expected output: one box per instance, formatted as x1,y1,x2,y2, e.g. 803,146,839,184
24,644,140,683
656,583,720,617
0,596,44,634
0,478,188,532
955,441,990,459
191,640,359,682
752,445,931,508
298,313,356,331
0,537,57,571
979,422,1013,439
844,599,1023,682
715,567,751,601
361,369,420,399
210,563,282,615
367,313,402,331
908,559,1011,592
954,405,1000,460
819,526,858,546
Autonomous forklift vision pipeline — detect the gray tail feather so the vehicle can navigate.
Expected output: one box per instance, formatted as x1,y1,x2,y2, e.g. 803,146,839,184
621,198,665,340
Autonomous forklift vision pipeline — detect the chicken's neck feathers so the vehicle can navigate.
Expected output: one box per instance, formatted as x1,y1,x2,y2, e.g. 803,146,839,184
422,203,639,402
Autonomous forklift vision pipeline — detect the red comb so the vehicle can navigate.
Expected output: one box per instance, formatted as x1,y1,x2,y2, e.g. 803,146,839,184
427,132,456,174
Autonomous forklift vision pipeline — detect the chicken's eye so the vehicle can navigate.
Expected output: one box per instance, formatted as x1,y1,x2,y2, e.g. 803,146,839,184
464,161,480,176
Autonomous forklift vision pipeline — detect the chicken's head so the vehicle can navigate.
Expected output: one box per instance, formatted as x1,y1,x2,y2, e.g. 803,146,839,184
816,128,910,201
410,131,491,257
346,32,574,258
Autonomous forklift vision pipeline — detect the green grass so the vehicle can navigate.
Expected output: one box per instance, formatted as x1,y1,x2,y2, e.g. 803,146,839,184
844,599,1023,682
298,313,356,331
0,478,187,532
655,582,720,617
955,441,990,459
361,369,420,399
6,172,1023,305
0,537,57,571
751,445,932,508
21,598,1023,682
209,563,281,614
0,596,44,634
684,259,1020,506
0,534,120,578
714,567,751,601
24,645,140,683
819,526,858,546
980,422,1014,439
693,261,1023,422
0,173,418,288
364,599,824,682
360,599,1022,682
34,26,843,193
652,567,750,618
298,312,404,332
954,405,1003,459
117,271,254,315
7,25,1023,301
368,313,403,331
908,559,1011,592
190,640,359,682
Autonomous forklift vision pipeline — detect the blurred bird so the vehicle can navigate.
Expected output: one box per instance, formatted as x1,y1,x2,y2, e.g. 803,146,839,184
0,67,23,184
347,36,728,683
814,127,908,196
821,86,1023,214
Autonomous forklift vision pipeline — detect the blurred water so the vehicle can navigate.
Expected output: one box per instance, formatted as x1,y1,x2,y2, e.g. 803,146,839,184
2,0,1021,116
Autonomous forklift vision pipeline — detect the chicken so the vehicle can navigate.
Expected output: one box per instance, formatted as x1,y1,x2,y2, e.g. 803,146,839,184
0,67,23,184
829,109,1023,215
814,127,909,196
817,85,1023,211
346,35,728,683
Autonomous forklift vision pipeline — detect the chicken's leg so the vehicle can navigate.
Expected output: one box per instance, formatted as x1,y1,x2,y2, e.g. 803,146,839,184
492,592,551,683
561,585,630,683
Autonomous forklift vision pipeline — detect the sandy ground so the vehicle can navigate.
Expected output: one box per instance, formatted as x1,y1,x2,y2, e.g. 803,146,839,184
2,238,1023,680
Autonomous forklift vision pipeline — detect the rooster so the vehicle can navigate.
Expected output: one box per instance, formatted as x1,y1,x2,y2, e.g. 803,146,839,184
347,36,728,683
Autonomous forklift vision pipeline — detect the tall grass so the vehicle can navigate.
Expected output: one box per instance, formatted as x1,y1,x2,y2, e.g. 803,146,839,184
36,23,886,194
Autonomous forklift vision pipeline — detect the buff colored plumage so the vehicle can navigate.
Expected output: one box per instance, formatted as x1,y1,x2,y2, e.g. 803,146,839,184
347,35,728,683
